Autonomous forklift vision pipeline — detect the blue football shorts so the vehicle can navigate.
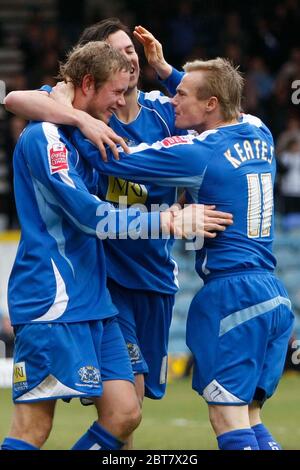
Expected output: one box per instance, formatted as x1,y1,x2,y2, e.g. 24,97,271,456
107,278,174,399
186,270,294,405
12,316,134,403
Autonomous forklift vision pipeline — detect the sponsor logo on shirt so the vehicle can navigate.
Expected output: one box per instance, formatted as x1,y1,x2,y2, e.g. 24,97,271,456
161,136,191,148
106,176,148,205
48,142,69,174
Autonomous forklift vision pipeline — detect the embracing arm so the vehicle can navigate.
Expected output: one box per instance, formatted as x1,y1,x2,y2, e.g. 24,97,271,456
4,86,128,160
72,130,233,236
72,130,208,188
22,123,159,239
23,124,205,240
4,89,82,124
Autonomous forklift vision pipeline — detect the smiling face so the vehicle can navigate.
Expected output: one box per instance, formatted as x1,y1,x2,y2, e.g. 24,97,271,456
87,69,130,123
106,30,140,90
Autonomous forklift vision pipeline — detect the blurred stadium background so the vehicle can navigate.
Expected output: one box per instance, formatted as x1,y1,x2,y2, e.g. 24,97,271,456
0,0,300,449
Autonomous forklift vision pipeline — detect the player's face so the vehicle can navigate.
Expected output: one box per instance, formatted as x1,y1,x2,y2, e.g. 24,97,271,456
172,71,211,132
106,30,140,90
88,70,130,123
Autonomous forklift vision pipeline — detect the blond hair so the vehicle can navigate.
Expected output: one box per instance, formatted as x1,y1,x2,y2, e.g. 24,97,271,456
183,58,244,120
58,41,130,90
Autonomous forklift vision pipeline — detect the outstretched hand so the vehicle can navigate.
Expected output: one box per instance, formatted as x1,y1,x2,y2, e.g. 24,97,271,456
161,204,205,239
161,204,233,240
76,113,129,161
133,25,172,80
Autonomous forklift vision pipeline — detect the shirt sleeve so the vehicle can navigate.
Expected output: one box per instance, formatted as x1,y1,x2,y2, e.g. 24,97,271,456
39,84,53,94
159,67,185,96
71,128,212,192
22,122,160,239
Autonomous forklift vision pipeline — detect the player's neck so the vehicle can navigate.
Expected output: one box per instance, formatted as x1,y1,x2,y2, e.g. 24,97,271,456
196,116,239,134
115,86,140,124
214,118,239,129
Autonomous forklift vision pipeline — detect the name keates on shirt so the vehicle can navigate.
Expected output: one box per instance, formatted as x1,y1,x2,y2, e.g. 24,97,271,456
224,139,274,169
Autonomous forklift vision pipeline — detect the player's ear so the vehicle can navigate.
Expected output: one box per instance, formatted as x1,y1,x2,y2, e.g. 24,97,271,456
206,96,218,113
81,74,95,96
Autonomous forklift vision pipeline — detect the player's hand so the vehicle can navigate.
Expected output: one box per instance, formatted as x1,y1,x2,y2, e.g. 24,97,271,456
172,204,205,239
164,203,182,214
161,204,205,239
75,111,129,161
161,204,233,239
203,205,233,238
133,25,172,80
50,81,74,108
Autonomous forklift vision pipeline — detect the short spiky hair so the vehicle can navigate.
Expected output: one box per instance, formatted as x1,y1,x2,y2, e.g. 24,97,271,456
184,57,244,121
58,41,130,90
78,18,132,46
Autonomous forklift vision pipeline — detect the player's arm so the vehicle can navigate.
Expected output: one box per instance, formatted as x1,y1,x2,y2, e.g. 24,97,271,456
133,25,184,95
72,129,209,189
22,123,203,240
4,85,128,161
72,131,233,236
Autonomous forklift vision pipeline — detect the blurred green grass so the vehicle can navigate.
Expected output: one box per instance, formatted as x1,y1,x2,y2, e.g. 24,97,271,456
1,373,299,450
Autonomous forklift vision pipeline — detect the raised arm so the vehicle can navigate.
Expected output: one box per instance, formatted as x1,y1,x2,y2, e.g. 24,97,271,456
133,25,172,80
133,25,184,95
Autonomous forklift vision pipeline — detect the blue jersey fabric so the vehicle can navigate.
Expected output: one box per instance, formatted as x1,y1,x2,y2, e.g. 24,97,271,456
187,271,294,404
107,278,174,399
72,111,294,406
102,90,185,293
9,121,160,325
41,85,181,294
160,67,185,96
13,317,134,403
72,114,277,280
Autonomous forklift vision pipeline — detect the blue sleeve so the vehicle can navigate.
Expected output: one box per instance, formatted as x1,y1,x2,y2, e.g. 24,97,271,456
159,67,185,96
39,84,53,94
22,123,160,238
72,129,212,190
